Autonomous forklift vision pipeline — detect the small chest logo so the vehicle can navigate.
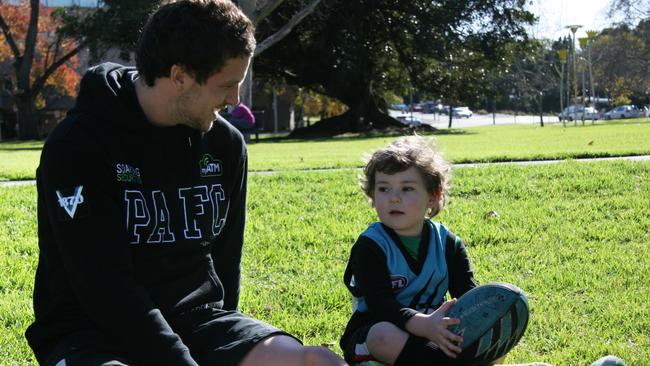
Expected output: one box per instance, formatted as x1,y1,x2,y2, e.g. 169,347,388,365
199,154,222,177
56,186,85,219
116,163,142,184
390,275,408,292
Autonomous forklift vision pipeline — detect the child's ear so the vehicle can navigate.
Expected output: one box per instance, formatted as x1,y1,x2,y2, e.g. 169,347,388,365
428,188,442,207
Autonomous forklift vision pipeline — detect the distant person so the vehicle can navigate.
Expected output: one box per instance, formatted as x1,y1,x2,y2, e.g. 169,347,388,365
25,1,346,365
228,103,256,131
340,135,479,365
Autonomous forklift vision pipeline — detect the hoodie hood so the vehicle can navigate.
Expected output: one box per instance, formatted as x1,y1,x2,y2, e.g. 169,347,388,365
70,62,151,132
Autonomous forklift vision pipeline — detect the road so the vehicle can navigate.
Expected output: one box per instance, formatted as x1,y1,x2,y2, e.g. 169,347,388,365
389,110,572,128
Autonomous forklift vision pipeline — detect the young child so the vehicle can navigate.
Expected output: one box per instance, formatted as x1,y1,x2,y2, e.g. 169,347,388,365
340,135,478,366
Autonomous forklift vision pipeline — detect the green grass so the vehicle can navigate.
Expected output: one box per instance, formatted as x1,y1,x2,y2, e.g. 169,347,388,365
1,122,650,365
5,161,646,364
0,141,42,181
246,120,650,171
2,119,650,180
238,161,650,365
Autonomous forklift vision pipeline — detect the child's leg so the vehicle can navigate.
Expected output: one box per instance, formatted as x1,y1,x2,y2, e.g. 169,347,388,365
365,322,409,364
240,335,347,366
366,322,450,366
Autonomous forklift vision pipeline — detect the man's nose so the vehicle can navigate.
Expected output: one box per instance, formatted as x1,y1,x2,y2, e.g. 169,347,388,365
226,86,240,106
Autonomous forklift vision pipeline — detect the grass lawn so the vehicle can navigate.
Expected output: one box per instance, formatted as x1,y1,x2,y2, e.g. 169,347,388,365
2,119,650,180
246,119,650,171
2,160,648,365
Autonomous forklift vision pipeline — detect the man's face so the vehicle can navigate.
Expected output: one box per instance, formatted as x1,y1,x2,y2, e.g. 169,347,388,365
174,56,251,132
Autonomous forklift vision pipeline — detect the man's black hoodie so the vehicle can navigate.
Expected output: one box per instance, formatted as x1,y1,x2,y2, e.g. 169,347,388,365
25,63,248,365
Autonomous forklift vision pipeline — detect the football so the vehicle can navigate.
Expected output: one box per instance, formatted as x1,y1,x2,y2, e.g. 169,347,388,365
447,282,529,366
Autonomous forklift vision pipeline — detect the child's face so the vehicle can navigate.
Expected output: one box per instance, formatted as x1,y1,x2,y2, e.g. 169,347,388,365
372,167,437,237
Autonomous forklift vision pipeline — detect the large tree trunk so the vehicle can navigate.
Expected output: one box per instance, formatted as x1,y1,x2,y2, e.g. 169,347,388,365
16,93,39,140
288,96,426,138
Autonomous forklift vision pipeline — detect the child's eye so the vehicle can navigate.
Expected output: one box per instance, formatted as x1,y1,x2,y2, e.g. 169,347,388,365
402,186,414,192
377,187,389,193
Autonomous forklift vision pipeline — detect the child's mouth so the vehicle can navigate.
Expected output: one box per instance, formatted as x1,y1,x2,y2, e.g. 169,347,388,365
389,210,404,215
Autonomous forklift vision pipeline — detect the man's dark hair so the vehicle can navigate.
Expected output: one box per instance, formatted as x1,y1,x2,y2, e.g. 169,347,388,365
136,0,256,86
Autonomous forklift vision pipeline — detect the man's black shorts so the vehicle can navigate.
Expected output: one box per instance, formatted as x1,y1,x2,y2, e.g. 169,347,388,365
43,308,297,366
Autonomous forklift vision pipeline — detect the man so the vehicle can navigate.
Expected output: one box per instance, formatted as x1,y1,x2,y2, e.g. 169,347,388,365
25,1,346,365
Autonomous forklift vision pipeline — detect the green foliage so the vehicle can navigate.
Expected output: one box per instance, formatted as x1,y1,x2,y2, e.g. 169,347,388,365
612,94,632,106
3,161,648,364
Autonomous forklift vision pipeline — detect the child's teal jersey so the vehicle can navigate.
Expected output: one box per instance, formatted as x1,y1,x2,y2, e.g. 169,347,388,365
351,220,449,313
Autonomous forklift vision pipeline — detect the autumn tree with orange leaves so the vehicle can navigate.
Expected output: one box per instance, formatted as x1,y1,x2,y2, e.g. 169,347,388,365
0,0,83,140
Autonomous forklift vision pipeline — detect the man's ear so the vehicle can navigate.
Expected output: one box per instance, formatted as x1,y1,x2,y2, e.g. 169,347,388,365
169,64,189,91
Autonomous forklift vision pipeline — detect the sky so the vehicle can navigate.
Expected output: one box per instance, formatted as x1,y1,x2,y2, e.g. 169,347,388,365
527,0,619,41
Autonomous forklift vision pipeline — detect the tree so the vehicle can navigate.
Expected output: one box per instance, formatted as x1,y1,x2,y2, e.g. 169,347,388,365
0,0,83,139
235,0,323,107
591,26,647,103
254,0,534,137
608,0,650,24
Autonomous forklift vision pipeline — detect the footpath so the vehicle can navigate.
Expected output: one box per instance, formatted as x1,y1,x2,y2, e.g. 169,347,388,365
2,155,650,188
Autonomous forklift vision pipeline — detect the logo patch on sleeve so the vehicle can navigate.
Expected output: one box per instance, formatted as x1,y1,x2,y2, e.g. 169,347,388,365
55,185,88,220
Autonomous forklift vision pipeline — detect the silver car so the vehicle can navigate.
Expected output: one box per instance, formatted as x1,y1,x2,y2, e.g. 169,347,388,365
604,105,640,120
558,105,600,121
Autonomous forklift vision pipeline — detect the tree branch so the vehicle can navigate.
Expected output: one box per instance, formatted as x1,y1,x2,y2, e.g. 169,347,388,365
254,0,321,56
254,0,285,26
0,12,22,59
32,40,86,95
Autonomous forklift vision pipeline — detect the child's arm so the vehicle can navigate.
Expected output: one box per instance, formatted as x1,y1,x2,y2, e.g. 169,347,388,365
347,238,419,327
404,299,464,358
446,232,478,298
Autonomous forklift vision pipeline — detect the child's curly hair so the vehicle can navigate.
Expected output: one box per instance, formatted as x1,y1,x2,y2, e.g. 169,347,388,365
361,135,451,217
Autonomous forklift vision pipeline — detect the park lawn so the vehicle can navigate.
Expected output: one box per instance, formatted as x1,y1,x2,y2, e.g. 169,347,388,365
2,119,650,180
0,141,43,181
247,119,650,171
3,160,648,365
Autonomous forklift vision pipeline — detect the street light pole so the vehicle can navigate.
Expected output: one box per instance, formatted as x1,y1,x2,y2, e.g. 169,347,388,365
566,24,582,125
586,30,598,124
558,49,568,128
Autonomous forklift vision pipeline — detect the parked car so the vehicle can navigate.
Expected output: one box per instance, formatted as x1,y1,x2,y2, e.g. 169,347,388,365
390,103,408,112
452,106,473,118
396,115,422,127
558,105,600,121
604,105,641,120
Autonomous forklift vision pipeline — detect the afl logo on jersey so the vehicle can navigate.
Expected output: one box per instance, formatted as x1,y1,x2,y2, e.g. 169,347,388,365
390,275,408,291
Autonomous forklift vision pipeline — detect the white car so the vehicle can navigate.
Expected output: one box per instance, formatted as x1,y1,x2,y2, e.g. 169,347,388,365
559,105,600,121
452,107,472,118
604,105,641,120
396,115,422,127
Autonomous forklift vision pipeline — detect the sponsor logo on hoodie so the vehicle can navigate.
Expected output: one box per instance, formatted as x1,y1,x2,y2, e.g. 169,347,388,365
116,163,142,184
199,154,222,177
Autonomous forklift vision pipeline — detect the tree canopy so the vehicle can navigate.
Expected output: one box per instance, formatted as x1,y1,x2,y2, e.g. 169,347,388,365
254,0,534,136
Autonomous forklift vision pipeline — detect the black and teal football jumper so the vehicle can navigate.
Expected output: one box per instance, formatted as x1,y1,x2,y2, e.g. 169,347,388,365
340,219,478,351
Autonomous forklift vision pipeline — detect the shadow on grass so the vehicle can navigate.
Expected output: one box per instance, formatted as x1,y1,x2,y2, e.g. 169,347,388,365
251,127,476,144
0,140,44,151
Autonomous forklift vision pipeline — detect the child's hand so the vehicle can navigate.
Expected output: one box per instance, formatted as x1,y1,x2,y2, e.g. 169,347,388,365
422,299,464,358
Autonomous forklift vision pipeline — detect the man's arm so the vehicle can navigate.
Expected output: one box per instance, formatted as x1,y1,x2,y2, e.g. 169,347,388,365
39,140,198,366
211,144,248,311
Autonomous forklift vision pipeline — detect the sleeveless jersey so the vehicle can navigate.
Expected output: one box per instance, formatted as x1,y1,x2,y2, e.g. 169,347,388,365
351,219,449,313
